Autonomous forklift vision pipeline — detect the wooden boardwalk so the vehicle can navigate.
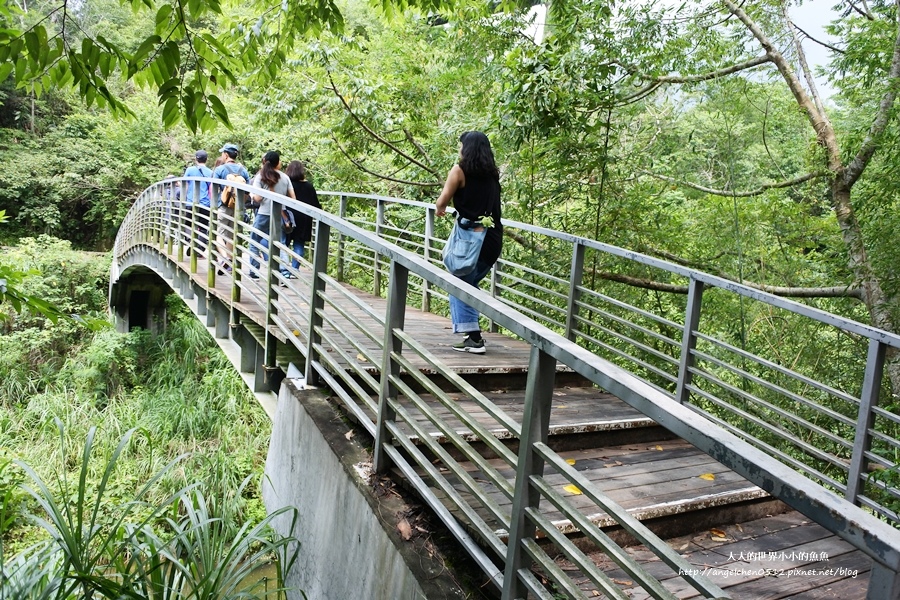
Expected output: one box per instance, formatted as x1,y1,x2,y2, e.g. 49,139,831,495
174,252,871,599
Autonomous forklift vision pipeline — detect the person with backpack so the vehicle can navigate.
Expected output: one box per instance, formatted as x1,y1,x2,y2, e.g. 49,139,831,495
183,150,213,255
247,150,296,280
213,143,250,274
282,160,321,279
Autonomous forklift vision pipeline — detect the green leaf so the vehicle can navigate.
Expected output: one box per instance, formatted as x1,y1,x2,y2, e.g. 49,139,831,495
0,62,12,82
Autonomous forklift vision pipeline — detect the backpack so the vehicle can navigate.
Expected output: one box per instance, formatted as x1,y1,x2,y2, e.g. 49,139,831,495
221,173,244,209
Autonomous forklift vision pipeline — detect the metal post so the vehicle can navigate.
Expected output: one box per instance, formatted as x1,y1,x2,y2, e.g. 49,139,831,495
489,261,501,333
374,261,409,473
336,195,348,282
190,187,199,274
847,339,886,504
208,207,217,289
564,242,586,341
502,346,557,599
675,278,705,404
305,220,331,385
264,199,281,378
232,189,245,304
374,199,385,297
422,207,435,313
868,562,900,599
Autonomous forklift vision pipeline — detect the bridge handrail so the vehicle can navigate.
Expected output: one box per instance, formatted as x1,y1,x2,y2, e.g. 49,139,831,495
115,177,900,597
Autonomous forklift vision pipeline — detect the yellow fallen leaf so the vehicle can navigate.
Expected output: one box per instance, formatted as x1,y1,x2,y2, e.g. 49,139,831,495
710,528,727,537
563,484,582,495
565,459,576,465
357,353,367,362
655,445,663,451
699,473,716,481
711,536,728,542
293,330,300,336
397,519,412,541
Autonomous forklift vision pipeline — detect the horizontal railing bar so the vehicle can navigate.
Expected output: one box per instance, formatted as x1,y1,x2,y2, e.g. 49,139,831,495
686,365,854,453
492,293,568,331
693,332,860,408
872,405,900,428
574,299,682,351
386,396,513,523
384,422,510,558
532,444,724,598
315,309,382,375
576,285,684,332
684,380,850,472
495,283,567,318
313,326,381,396
571,325,679,386
858,494,900,524
392,329,523,439
499,264,571,292
381,443,505,593
683,386,848,485
386,354,519,471
514,567,557,600
519,536,597,600
691,347,857,430
572,312,680,368
519,516,632,600
309,359,377,437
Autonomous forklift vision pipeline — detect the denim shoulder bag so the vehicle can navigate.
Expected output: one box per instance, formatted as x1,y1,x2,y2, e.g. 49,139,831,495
442,218,487,276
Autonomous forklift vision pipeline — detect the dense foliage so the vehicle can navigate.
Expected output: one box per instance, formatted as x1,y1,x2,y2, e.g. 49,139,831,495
0,239,278,575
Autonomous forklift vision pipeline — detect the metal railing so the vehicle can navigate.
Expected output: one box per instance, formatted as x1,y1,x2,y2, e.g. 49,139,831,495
112,177,900,599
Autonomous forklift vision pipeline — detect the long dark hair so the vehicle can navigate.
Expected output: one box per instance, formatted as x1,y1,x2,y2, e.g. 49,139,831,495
259,150,281,189
458,131,499,179
285,160,307,182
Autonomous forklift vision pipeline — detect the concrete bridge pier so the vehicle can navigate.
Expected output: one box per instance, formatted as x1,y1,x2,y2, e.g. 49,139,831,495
109,269,168,334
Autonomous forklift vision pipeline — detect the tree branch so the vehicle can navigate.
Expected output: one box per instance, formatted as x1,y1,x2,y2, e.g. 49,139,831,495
505,228,861,299
653,54,772,84
330,134,440,188
325,70,440,178
790,22,845,55
640,169,828,197
844,13,900,186
785,7,827,118
721,0,841,172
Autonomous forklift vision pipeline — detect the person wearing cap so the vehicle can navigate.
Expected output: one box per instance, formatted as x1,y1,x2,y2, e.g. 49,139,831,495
183,150,213,254
212,143,250,273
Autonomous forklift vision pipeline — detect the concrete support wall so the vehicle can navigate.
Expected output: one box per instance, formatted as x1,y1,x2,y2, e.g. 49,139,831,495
263,382,470,600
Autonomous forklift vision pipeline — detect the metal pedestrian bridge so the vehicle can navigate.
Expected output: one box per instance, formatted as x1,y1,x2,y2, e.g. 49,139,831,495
109,176,900,599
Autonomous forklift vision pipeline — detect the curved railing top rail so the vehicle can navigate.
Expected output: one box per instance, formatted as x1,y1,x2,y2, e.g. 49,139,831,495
156,177,900,349
116,178,900,580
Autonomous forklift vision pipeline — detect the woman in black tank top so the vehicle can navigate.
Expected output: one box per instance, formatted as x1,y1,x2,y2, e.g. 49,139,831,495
435,131,503,355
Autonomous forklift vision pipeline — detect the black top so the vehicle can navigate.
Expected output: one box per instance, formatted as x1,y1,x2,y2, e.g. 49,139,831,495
287,179,321,243
453,170,503,266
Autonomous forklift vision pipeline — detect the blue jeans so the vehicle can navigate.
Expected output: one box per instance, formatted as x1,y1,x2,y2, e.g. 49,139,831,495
449,259,492,334
249,213,270,270
280,233,305,275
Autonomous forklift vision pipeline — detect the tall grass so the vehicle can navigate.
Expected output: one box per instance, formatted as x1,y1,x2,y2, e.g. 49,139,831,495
1,423,298,599
0,240,285,591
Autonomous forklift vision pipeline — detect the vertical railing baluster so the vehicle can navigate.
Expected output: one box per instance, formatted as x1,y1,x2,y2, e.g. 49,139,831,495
336,194,348,282
502,346,557,599
263,198,282,386
374,199,385,296
305,220,331,386
232,189,245,305
675,278,705,403
422,207,435,313
489,261,501,333
190,188,198,274
847,338,886,504
374,260,409,473
565,242,585,342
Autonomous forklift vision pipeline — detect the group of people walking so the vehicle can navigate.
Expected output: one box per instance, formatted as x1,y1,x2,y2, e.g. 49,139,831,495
171,130,503,356
179,143,321,281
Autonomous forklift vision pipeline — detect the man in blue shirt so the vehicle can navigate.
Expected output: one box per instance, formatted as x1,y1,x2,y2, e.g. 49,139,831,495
212,143,250,274
183,150,213,254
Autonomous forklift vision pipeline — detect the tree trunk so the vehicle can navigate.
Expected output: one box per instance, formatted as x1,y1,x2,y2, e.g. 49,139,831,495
831,179,900,397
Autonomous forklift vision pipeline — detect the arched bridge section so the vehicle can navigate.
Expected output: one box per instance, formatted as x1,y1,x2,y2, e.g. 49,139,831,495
110,177,900,599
